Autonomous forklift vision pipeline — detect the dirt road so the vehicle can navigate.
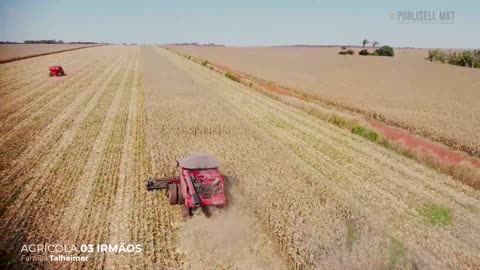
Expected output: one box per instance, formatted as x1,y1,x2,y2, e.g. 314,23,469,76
0,46,478,269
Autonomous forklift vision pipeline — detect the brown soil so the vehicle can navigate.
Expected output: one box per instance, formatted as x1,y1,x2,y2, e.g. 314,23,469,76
369,121,480,168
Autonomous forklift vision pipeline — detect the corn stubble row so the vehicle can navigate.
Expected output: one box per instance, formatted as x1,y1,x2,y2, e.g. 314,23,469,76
0,50,126,214
0,47,151,269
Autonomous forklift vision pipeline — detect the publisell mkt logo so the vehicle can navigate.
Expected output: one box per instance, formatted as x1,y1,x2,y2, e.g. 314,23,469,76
390,10,455,24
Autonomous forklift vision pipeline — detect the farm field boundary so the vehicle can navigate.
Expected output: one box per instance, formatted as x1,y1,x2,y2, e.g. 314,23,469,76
0,44,105,64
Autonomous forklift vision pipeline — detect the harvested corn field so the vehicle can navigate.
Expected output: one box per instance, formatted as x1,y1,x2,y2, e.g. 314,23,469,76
168,46,480,158
0,46,479,270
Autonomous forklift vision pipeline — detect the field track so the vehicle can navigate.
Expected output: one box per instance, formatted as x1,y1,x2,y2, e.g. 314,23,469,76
0,46,479,270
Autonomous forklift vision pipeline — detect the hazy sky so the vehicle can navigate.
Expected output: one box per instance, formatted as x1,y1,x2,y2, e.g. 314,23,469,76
0,0,478,48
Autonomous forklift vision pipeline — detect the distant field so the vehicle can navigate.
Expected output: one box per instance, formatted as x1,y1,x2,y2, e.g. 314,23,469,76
0,44,100,63
169,46,480,157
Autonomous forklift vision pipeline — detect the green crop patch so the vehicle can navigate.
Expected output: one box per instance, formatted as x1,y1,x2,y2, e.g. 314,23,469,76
351,126,379,142
346,222,359,250
418,203,452,226
388,238,409,270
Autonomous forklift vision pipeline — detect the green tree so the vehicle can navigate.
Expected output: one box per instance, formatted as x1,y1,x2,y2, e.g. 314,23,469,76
374,46,394,57
362,39,369,48
359,49,369,56
473,49,480,68
460,51,474,67
372,41,379,48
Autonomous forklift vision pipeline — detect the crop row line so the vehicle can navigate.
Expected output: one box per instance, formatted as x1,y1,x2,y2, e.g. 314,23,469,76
0,57,125,215
75,56,137,269
136,47,185,269
0,55,104,124
0,54,130,269
1,57,127,229
0,57,107,145
0,47,98,95
104,56,140,269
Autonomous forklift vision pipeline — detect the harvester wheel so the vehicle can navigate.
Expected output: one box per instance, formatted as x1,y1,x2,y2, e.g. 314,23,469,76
167,183,178,205
178,188,185,204
181,205,191,219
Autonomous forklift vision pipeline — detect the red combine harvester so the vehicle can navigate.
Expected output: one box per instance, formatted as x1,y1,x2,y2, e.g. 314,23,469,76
146,153,226,218
49,66,65,77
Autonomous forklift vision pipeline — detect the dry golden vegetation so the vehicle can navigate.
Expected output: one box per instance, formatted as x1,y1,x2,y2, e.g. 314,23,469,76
0,44,100,63
168,46,480,158
0,46,479,270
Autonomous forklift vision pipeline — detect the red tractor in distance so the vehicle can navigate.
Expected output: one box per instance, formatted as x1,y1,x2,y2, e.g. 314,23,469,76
146,153,227,218
49,66,65,77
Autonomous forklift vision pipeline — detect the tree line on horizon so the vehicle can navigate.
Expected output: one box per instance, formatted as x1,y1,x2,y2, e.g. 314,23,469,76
0,40,106,44
427,49,480,68
338,39,394,57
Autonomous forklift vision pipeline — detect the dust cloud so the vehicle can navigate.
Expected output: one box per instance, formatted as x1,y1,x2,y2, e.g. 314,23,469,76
178,204,286,270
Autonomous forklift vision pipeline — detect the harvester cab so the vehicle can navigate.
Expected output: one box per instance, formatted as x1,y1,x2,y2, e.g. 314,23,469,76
146,153,226,218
